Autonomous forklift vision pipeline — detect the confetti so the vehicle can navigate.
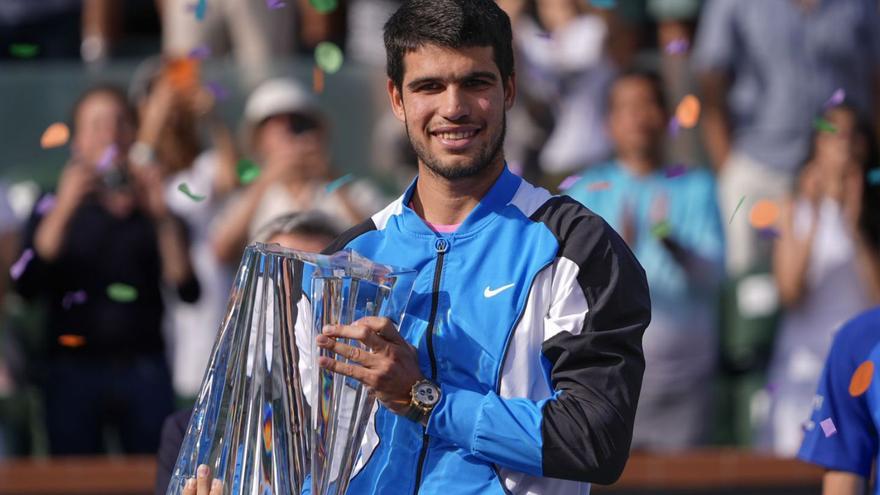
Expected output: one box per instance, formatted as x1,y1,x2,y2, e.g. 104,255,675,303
536,31,552,39
675,95,701,129
665,164,687,179
325,174,354,193
868,169,880,185
190,0,207,20
811,394,824,411
166,58,200,91
9,43,39,59
309,0,338,13
801,420,815,432
188,45,211,60
590,0,617,8
58,334,86,348
651,220,672,239
314,41,344,74
237,159,261,185
824,88,845,109
40,122,70,149
729,195,746,224
266,0,286,9
107,283,138,303
178,183,206,202
96,143,118,172
849,360,874,397
758,227,779,240
35,194,57,215
558,174,581,191
62,290,88,310
749,200,780,229
667,117,680,138
813,117,837,134
205,81,229,101
587,181,611,192
10,249,33,280
312,66,325,94
819,417,837,438
664,39,690,55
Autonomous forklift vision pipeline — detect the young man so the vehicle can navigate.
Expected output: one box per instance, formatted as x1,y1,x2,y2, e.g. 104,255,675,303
798,307,880,495
186,1,650,494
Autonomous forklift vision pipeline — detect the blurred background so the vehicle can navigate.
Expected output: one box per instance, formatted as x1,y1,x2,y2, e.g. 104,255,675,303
0,0,878,493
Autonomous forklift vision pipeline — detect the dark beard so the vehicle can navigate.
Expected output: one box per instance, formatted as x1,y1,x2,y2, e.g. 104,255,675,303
406,114,506,180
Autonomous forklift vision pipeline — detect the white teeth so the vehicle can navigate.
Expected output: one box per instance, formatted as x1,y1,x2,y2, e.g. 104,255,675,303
436,130,477,140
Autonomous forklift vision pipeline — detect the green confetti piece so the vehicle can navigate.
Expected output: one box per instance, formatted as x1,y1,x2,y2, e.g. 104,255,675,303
651,220,672,239
813,117,837,134
9,43,39,58
315,41,344,74
729,195,746,224
178,183,206,202
309,0,338,13
237,159,261,185
325,174,354,193
107,283,138,303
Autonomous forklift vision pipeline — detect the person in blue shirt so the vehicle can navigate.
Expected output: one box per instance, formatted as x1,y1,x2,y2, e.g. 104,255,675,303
799,307,880,495
565,70,725,451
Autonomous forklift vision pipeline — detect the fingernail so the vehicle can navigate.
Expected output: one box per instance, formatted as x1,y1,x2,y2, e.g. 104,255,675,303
212,479,223,488
198,464,209,478
316,334,328,345
185,479,195,489
323,325,334,335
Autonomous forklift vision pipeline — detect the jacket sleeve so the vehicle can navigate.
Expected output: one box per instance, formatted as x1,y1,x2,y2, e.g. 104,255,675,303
427,199,650,484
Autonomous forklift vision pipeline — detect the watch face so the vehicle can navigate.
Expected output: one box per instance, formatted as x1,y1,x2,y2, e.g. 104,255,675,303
414,382,440,406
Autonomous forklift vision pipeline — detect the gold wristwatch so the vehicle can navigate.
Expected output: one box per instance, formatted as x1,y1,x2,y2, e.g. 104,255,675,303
406,379,441,426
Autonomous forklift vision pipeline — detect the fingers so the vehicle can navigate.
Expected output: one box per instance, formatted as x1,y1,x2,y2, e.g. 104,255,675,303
316,335,376,366
183,478,196,495
322,321,387,350
197,464,212,494
318,353,372,385
355,316,407,345
210,479,223,495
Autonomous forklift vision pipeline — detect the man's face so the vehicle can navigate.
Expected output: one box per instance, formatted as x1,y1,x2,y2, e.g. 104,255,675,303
387,44,515,180
72,92,136,167
607,77,666,159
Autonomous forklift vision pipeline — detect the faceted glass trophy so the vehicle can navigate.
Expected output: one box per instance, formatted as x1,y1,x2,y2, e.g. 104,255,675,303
166,244,416,494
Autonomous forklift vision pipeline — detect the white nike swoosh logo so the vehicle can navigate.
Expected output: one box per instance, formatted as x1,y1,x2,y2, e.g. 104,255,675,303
484,283,515,298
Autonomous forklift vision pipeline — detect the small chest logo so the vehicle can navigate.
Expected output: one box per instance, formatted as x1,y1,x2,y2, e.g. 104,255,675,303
483,283,515,298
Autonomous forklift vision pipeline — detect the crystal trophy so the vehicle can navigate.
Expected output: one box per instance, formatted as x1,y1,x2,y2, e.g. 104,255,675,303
166,243,416,494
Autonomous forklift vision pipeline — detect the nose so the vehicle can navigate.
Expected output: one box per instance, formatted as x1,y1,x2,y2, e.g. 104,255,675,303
439,86,470,121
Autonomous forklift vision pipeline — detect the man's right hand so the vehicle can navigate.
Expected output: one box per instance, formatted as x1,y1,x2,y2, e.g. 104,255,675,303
182,465,223,495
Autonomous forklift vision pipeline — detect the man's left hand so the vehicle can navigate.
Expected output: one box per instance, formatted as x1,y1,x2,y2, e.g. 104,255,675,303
316,316,424,416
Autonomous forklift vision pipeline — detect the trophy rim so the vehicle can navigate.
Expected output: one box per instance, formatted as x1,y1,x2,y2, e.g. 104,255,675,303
249,243,418,282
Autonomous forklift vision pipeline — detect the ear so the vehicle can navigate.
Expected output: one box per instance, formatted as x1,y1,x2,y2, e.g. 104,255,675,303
387,79,406,123
503,73,517,111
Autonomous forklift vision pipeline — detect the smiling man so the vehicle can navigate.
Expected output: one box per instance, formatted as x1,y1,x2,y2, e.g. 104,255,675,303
182,1,650,494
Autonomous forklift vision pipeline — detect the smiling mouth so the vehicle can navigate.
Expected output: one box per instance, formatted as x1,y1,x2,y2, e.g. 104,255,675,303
430,127,481,149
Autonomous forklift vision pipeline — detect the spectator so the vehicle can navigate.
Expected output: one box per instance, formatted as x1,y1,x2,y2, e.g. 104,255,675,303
798,307,880,495
566,70,724,451
759,105,880,456
693,0,880,276
14,84,199,455
129,57,239,402
0,182,19,458
154,210,344,495
211,78,385,265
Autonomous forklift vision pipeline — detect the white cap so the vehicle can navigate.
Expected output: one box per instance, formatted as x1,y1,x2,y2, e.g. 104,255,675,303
241,78,322,151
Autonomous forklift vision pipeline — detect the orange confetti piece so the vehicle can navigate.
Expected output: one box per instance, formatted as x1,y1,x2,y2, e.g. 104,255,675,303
675,95,701,129
58,334,86,348
749,200,780,229
587,181,611,191
165,58,200,91
850,360,874,397
313,66,325,94
40,122,70,149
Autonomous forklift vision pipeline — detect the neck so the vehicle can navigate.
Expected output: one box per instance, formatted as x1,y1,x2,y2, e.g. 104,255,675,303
617,149,660,177
411,158,505,225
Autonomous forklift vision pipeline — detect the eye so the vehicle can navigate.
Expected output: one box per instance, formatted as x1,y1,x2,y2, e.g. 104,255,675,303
415,82,442,92
464,79,491,89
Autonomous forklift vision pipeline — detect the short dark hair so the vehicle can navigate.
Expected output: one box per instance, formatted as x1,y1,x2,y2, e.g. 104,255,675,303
70,83,138,133
608,69,668,115
383,0,514,90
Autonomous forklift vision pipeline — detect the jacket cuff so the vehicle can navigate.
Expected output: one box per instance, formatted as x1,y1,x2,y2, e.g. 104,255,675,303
426,383,483,453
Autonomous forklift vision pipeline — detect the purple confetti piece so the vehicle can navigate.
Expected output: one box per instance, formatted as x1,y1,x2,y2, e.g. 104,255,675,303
664,38,690,55
536,31,552,39
10,249,34,281
820,417,837,438
188,45,211,60
824,88,845,109
758,227,779,240
35,194,56,215
667,117,680,138
558,175,581,191
266,0,286,8
62,290,88,310
96,144,117,172
206,81,229,101
665,164,687,179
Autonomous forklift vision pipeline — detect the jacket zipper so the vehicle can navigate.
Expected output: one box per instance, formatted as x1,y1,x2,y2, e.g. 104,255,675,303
412,238,447,495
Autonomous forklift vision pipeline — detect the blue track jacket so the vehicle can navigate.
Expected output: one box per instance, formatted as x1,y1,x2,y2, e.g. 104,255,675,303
323,166,651,495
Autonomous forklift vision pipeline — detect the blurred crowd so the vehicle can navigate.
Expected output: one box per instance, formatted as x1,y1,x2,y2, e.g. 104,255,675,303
0,0,878,463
